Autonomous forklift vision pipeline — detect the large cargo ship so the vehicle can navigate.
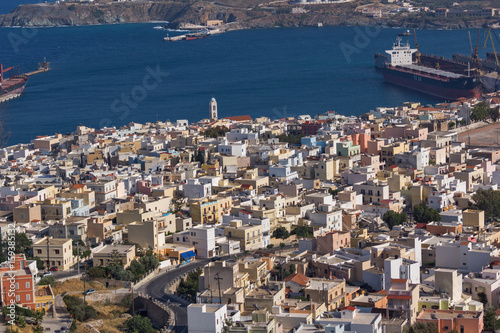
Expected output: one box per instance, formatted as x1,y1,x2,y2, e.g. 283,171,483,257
376,38,481,100
0,64,28,103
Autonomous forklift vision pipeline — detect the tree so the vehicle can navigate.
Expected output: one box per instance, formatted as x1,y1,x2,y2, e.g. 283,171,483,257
266,244,274,249
289,263,296,274
329,188,340,197
33,309,45,326
470,188,500,219
124,315,155,333
470,101,490,122
272,227,290,239
291,226,313,238
484,306,500,331
109,249,124,266
63,295,97,322
382,211,408,230
413,202,441,224
222,318,233,333
489,106,500,123
203,126,229,138
38,275,55,286
177,267,202,301
17,315,26,328
195,150,205,164
478,292,488,305
448,121,455,129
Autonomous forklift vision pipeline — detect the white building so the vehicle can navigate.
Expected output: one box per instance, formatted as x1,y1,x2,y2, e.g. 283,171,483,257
315,306,382,333
173,225,217,258
187,303,227,333
226,128,258,142
435,241,499,273
307,205,342,231
384,257,420,290
184,179,212,199
218,139,247,157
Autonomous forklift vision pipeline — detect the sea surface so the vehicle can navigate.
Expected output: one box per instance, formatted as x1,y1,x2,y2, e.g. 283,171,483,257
0,22,494,145
0,0,46,15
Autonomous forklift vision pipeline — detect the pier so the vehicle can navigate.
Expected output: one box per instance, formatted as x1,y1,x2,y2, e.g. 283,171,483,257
25,67,50,77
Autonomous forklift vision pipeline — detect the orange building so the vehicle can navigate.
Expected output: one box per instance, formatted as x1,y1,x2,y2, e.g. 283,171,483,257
416,309,484,333
0,254,37,310
425,221,463,236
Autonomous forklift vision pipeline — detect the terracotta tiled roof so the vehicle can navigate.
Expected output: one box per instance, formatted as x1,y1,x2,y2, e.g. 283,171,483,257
283,273,310,286
223,115,252,122
341,306,356,312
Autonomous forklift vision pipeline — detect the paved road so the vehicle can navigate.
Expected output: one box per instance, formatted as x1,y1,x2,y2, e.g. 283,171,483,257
137,258,212,332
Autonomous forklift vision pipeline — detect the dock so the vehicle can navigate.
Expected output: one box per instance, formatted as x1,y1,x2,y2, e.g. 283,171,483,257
25,67,51,77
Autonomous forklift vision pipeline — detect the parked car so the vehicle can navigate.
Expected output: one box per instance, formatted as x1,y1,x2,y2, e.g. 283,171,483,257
42,271,52,277
60,326,68,333
49,266,59,271
211,256,222,262
83,289,95,295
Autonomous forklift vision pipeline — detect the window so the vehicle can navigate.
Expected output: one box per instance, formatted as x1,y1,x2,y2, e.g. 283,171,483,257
55,250,60,254
26,294,30,301
37,249,42,254
26,282,30,289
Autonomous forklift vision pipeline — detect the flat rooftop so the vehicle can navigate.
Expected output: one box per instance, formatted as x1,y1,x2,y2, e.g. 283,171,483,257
418,309,481,320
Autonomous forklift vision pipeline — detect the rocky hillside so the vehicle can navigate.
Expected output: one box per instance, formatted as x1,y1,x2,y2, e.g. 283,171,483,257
0,0,497,29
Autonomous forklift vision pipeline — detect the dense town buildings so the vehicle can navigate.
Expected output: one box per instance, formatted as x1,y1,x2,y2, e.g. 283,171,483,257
6,94,500,332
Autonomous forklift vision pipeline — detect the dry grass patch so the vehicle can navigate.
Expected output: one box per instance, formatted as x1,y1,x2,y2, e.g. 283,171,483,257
88,299,130,333
52,278,108,296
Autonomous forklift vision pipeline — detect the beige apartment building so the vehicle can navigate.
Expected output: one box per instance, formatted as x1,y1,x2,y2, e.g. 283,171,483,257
33,237,74,271
305,278,346,311
224,220,263,251
14,204,42,224
128,220,165,250
93,244,136,269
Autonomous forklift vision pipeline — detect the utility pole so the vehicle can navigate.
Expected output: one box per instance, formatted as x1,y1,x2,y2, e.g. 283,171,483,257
131,284,136,331
214,272,223,304
46,237,50,271
77,247,81,275
81,272,89,305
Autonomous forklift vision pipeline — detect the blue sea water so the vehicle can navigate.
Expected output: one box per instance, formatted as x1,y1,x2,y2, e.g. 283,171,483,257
0,23,493,145
0,0,46,15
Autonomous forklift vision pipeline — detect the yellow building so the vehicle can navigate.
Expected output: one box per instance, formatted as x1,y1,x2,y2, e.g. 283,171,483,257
190,196,232,224
40,199,72,220
381,142,409,165
35,285,55,312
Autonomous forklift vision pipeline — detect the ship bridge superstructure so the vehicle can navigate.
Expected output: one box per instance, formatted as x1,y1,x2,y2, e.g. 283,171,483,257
386,38,417,67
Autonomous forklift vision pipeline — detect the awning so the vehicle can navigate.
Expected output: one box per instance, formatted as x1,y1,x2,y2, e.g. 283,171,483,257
181,250,196,260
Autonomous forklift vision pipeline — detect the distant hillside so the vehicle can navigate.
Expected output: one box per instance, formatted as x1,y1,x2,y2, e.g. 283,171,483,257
0,0,498,28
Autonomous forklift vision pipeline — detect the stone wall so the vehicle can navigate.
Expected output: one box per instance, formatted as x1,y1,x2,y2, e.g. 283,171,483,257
134,293,174,331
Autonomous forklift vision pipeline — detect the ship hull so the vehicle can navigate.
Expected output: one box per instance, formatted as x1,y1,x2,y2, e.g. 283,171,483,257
381,67,479,100
0,76,28,104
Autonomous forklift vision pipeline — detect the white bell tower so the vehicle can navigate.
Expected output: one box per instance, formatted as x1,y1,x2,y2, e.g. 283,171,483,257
209,97,218,121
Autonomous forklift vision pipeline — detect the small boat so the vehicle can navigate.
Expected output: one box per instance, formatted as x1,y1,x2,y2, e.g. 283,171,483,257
398,30,412,37
185,31,210,41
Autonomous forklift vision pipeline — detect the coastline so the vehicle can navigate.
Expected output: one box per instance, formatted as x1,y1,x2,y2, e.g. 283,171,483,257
0,1,498,30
